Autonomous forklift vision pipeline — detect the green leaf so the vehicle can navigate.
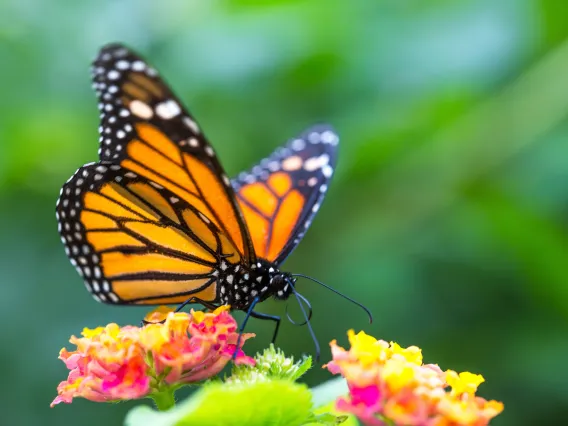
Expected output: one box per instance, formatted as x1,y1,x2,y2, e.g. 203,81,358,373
304,402,354,426
125,380,314,426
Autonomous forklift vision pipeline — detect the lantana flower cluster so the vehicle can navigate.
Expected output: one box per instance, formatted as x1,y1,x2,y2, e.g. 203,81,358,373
325,330,504,426
51,306,255,407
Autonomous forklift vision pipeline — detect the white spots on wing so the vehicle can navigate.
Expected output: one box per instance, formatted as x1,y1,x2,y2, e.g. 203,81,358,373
308,132,320,144
307,177,318,187
115,60,130,70
226,275,234,284
94,174,103,181
116,130,126,139
322,165,333,178
114,47,128,58
188,138,199,147
107,70,120,80
170,196,179,203
132,60,146,71
108,293,119,303
291,138,305,151
222,175,230,186
312,204,320,213
320,183,328,193
321,130,339,145
243,174,255,184
304,153,329,172
205,146,214,157
268,161,280,172
183,116,200,133
125,172,137,178
220,261,227,271
155,99,181,119
282,155,303,171
129,100,154,119
95,165,108,173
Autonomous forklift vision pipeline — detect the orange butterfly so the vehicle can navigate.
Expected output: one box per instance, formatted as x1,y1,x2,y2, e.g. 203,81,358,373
56,44,370,356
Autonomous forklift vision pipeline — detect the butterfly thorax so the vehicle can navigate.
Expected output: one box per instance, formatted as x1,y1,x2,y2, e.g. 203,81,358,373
216,259,294,310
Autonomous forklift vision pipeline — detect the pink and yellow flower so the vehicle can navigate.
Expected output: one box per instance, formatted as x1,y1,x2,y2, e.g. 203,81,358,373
51,306,255,407
325,330,503,426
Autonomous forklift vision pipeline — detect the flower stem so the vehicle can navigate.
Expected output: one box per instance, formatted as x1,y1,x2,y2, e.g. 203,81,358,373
151,389,176,411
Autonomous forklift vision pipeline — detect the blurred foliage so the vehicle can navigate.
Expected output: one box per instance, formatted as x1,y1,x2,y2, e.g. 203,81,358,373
2,0,568,425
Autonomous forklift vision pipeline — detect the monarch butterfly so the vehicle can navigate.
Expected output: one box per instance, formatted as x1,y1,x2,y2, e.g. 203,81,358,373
56,44,371,357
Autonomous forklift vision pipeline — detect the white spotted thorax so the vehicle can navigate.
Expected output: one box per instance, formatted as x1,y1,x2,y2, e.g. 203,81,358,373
56,43,339,311
216,259,294,310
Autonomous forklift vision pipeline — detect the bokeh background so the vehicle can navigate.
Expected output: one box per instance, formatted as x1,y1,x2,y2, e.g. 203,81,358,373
2,0,568,425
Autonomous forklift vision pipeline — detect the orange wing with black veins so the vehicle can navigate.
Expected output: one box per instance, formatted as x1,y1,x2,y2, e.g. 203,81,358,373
232,125,339,265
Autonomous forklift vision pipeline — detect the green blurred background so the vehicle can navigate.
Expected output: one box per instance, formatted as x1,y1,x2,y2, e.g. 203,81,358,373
2,0,568,424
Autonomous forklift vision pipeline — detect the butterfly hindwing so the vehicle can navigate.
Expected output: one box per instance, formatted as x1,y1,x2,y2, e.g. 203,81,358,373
56,162,243,305
91,43,255,263
232,125,338,265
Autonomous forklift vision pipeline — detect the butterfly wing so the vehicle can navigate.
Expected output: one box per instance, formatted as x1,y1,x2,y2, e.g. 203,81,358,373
232,125,338,265
56,43,255,304
91,43,255,263
56,163,240,304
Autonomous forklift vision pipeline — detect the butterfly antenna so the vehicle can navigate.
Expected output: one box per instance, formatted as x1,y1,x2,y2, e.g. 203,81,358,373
292,273,373,324
287,278,320,361
285,292,313,326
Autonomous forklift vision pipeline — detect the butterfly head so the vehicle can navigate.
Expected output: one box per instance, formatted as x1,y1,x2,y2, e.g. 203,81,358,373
270,271,296,301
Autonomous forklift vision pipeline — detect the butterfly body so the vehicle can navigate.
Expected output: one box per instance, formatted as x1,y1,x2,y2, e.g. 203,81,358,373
215,260,293,309
57,44,338,327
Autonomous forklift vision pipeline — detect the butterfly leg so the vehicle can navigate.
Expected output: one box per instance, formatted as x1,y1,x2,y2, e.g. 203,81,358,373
174,297,218,313
232,296,260,360
250,311,281,345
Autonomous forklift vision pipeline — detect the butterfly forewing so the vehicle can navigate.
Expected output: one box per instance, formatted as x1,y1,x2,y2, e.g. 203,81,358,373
56,162,243,304
91,43,255,263
232,124,338,265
